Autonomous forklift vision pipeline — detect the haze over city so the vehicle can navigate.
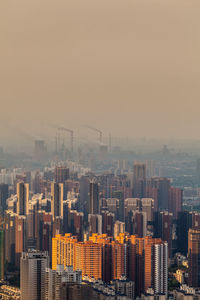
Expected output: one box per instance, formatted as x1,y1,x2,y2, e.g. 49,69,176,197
2,1,200,299
1,0,200,147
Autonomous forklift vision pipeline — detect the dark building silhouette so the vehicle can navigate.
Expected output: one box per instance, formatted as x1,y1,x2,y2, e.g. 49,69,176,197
112,190,124,222
61,284,94,300
188,229,200,287
177,211,192,255
0,184,8,216
154,211,173,257
133,163,146,198
51,182,63,220
0,229,4,280
169,187,183,219
102,210,114,236
55,166,69,183
89,181,99,215
17,182,29,216
149,177,170,211
79,176,90,215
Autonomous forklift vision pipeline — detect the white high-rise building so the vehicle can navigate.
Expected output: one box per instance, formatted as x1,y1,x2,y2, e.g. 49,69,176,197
153,242,168,295
20,251,49,300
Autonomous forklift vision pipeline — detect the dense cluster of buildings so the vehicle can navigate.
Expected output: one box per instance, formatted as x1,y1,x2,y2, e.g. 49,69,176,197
0,162,199,299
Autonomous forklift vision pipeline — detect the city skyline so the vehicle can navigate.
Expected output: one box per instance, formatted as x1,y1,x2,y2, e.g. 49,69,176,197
1,0,200,299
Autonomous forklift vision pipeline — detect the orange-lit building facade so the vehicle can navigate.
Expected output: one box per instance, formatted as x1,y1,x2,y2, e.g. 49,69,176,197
52,233,77,270
52,233,168,295
75,241,102,279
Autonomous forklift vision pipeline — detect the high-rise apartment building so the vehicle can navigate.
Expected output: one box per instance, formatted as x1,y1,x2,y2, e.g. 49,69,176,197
124,198,140,218
52,234,77,270
66,210,84,241
146,160,156,178
55,166,69,184
16,181,29,216
141,198,154,222
34,210,53,253
114,221,125,239
79,176,90,215
0,183,8,215
106,198,119,216
145,186,158,212
15,215,27,267
0,229,4,279
75,241,102,280
89,181,99,215
111,241,126,280
177,211,192,255
102,210,114,236
133,163,146,198
51,182,63,220
5,210,16,265
126,235,168,297
112,190,124,222
154,211,173,258
52,232,168,296
20,250,49,300
130,211,147,238
144,237,168,295
169,187,182,219
149,178,170,211
88,214,102,235
188,229,200,287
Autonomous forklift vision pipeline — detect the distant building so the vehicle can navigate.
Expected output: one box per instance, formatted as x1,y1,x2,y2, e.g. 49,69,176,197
169,187,183,219
154,211,173,258
89,181,99,215
101,211,114,236
124,198,140,218
0,184,8,216
54,166,69,184
149,177,170,211
34,140,47,162
51,182,63,220
5,210,16,265
88,214,102,235
114,221,125,239
15,215,27,267
112,191,124,222
133,163,146,198
0,229,4,279
16,181,29,216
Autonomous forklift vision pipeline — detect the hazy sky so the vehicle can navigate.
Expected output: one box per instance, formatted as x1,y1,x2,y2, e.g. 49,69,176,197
1,0,200,143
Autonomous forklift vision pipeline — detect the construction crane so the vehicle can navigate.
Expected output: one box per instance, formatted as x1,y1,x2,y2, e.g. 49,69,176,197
58,127,74,152
86,125,102,144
